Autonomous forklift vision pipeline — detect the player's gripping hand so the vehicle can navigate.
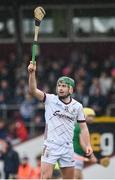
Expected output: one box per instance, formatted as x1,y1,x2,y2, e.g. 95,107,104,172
28,61,36,73
87,153,97,163
85,145,93,157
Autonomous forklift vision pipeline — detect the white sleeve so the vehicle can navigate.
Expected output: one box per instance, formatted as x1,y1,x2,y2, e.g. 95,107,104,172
44,93,55,104
77,105,86,122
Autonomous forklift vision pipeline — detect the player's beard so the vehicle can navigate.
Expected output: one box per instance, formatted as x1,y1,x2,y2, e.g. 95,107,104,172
59,93,70,100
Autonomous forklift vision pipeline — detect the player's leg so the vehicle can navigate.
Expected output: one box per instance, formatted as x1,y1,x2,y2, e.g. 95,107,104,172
74,168,83,179
41,143,58,179
74,158,84,179
61,166,74,179
41,162,54,179
60,143,75,179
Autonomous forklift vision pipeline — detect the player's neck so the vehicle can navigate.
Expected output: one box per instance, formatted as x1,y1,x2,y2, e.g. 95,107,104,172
59,96,72,104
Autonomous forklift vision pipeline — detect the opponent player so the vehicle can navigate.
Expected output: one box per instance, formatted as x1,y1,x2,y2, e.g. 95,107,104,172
73,107,110,179
28,61,93,179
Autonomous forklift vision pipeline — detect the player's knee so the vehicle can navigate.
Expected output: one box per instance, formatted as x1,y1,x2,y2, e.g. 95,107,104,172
41,169,52,179
74,169,83,179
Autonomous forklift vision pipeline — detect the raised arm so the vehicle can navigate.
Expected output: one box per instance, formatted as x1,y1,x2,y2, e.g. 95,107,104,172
28,61,45,101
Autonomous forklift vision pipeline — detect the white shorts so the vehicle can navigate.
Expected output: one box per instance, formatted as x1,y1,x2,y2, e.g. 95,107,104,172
74,153,84,170
41,141,75,168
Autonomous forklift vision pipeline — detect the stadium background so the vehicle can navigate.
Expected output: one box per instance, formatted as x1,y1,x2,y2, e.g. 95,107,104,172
0,0,115,179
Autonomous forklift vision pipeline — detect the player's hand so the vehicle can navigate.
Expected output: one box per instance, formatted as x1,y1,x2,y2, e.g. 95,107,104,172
85,145,93,157
88,153,97,163
28,61,36,73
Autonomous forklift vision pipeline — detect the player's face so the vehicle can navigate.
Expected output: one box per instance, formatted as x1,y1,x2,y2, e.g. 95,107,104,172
56,82,71,98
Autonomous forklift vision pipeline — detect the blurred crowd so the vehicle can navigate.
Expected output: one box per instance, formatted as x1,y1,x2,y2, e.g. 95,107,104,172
0,138,60,179
0,48,115,142
0,139,41,179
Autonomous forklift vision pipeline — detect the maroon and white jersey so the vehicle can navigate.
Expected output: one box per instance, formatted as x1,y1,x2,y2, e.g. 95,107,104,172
44,94,85,146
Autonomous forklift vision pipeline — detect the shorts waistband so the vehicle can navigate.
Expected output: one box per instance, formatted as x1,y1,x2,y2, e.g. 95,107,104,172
45,139,72,146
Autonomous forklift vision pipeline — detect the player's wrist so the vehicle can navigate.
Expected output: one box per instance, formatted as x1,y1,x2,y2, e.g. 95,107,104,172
85,152,93,159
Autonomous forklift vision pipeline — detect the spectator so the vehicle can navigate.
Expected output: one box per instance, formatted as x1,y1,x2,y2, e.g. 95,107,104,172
0,67,9,82
88,61,101,78
8,118,28,145
7,52,17,89
62,63,74,76
14,78,28,104
0,118,8,139
73,81,89,106
99,72,112,95
0,139,7,178
88,87,107,116
0,92,6,108
20,93,37,123
34,155,41,179
17,154,36,179
89,77,100,96
0,80,13,104
74,67,91,90
3,140,20,179
108,73,115,104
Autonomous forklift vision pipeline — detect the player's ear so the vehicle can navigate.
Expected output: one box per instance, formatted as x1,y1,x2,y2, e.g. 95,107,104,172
69,87,73,94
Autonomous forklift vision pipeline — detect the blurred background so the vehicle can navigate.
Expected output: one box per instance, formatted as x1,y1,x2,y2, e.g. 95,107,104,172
0,0,115,179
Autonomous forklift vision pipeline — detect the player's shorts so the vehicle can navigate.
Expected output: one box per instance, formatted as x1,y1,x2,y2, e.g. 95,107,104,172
41,140,75,168
74,153,84,170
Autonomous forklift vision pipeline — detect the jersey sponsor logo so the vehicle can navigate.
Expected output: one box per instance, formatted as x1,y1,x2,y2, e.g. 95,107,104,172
53,110,73,121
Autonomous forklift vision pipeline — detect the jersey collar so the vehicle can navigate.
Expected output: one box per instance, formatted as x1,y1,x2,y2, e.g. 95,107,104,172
58,96,72,105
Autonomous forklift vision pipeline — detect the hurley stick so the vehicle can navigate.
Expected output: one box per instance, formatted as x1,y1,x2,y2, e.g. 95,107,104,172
32,7,46,64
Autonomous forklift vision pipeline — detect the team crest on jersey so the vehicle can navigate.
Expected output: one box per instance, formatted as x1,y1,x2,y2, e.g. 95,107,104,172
65,106,69,112
67,107,76,115
71,108,76,114
64,106,76,115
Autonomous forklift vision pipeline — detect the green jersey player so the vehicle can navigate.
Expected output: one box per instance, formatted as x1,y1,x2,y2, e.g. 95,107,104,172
73,107,96,179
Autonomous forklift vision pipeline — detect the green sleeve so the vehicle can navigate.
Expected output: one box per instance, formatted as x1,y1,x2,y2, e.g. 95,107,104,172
73,123,85,155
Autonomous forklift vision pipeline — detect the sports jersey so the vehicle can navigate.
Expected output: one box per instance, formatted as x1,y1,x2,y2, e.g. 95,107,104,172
73,123,84,156
43,94,85,146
